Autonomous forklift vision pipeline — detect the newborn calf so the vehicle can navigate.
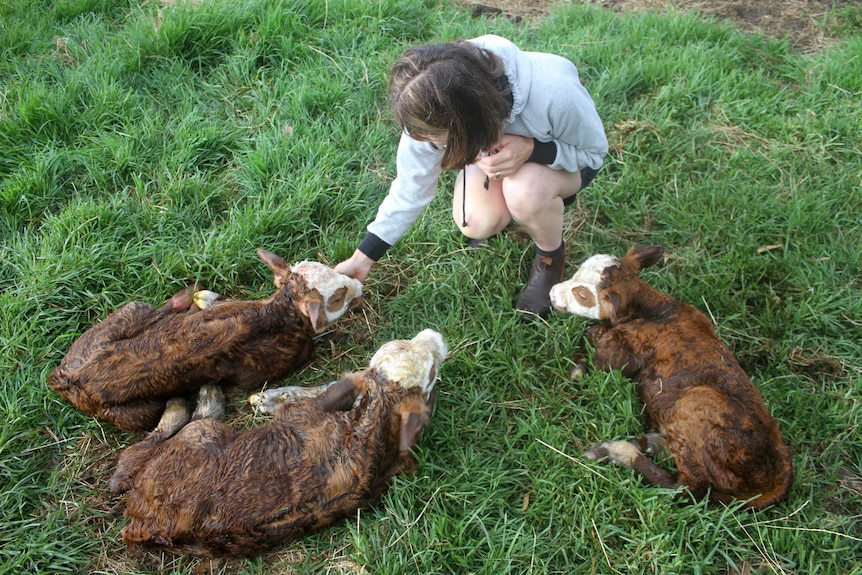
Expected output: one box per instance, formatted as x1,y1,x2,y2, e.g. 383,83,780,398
550,245,793,509
108,329,447,557
48,249,363,431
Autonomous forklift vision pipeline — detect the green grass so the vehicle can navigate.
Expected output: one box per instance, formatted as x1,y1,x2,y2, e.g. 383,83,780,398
2,0,861,573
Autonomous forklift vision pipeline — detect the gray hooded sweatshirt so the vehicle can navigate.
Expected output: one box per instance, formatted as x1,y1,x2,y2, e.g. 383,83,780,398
357,34,608,261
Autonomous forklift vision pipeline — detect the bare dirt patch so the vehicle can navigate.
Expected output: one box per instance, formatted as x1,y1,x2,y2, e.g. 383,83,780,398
463,0,844,51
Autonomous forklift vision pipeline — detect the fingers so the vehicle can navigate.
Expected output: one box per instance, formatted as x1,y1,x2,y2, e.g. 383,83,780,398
334,250,373,283
475,153,505,179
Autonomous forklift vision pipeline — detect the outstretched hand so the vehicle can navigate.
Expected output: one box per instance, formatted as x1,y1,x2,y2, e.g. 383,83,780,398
334,250,374,283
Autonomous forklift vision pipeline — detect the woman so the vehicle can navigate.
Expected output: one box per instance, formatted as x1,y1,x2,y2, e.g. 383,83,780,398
335,35,608,319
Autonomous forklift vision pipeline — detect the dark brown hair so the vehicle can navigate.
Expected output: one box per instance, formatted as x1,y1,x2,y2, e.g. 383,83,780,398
388,41,512,170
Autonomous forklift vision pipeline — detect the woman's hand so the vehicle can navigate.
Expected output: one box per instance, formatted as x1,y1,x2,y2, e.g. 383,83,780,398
334,250,374,283
474,134,534,180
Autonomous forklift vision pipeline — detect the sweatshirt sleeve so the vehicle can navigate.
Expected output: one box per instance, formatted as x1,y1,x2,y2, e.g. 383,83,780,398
480,33,607,174
544,78,608,173
359,132,444,260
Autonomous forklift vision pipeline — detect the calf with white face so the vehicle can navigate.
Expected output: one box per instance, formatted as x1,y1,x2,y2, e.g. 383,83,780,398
48,249,363,431
551,245,793,510
108,329,448,557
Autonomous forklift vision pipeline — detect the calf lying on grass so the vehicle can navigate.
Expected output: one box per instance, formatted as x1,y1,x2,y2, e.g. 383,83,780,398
48,249,362,431
550,245,793,509
108,329,448,557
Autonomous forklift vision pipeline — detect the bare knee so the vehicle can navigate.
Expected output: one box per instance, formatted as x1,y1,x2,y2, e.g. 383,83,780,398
452,168,511,239
503,175,561,221
454,208,509,239
502,163,580,221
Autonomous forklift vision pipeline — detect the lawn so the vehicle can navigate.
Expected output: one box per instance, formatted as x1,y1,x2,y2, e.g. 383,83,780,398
1,0,860,573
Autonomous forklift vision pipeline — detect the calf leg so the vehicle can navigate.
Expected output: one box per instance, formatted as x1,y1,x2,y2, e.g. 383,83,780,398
192,385,225,421
108,398,191,493
53,289,195,386
100,397,171,432
586,439,680,490
100,287,194,341
587,326,643,379
247,381,338,414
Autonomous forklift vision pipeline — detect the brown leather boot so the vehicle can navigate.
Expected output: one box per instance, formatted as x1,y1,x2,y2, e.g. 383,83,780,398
516,246,566,319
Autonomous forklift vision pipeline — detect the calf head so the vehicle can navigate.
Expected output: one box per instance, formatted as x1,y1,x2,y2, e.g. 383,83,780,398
257,248,363,332
371,328,447,454
322,329,447,455
550,245,664,323
369,328,448,397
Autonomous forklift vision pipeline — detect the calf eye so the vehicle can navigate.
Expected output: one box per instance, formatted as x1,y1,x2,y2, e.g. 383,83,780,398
571,286,596,307
326,287,348,312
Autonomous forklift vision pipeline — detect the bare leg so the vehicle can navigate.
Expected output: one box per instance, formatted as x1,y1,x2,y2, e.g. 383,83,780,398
452,165,511,240
502,163,582,252
495,163,582,318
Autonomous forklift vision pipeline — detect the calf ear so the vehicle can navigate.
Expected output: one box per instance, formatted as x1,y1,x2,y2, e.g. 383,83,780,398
601,290,622,323
624,245,664,272
257,248,288,274
399,407,427,455
297,298,326,332
318,377,359,411
258,248,298,290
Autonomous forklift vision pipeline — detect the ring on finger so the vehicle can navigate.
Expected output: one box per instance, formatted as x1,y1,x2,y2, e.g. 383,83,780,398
495,171,501,179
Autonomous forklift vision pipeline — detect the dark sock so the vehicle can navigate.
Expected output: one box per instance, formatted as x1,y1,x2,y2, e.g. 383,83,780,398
534,242,564,259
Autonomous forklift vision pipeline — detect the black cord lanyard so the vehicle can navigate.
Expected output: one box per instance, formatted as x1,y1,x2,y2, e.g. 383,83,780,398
461,170,490,228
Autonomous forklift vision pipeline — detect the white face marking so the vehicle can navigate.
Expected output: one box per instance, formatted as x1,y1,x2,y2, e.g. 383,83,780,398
549,254,619,320
290,261,363,324
369,329,448,397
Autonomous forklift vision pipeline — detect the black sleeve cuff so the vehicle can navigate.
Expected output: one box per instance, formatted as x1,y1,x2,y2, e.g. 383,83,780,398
527,139,557,165
358,233,391,262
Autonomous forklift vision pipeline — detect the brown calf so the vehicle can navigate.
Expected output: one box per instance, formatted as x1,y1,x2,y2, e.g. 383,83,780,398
550,245,793,509
48,249,363,431
108,329,447,557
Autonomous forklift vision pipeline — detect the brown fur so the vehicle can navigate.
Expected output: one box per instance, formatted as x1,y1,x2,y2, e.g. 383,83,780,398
108,369,433,557
47,249,359,431
561,245,793,509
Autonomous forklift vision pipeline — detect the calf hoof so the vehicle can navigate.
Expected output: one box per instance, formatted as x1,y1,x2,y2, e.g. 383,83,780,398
636,432,667,456
156,397,192,435
585,443,610,461
586,440,641,467
570,353,589,381
585,324,608,344
192,290,224,310
192,385,225,420
570,364,586,381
